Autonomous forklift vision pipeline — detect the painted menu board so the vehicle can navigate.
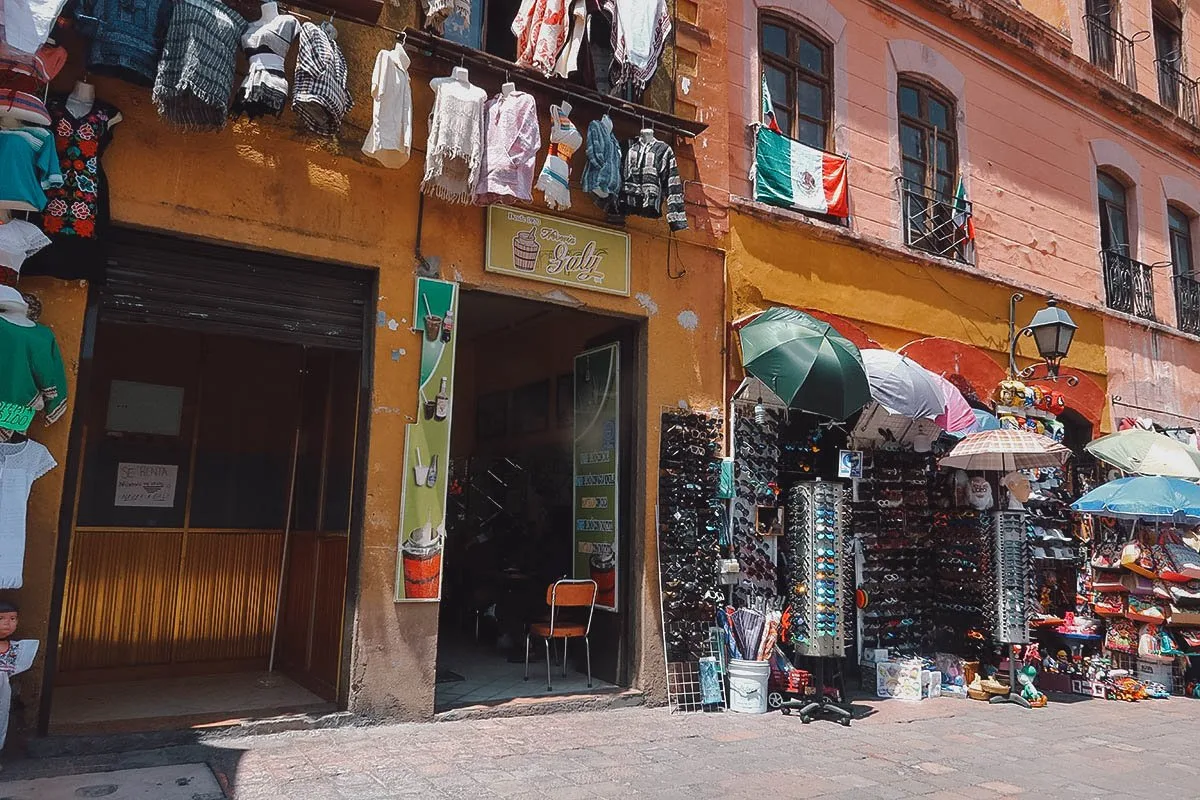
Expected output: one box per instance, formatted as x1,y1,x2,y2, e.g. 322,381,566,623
573,343,620,611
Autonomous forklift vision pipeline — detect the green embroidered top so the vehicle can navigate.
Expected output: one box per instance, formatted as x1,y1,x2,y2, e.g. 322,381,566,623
0,319,68,433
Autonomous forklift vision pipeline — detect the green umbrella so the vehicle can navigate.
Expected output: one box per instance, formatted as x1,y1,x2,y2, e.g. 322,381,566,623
738,307,871,420
1085,429,1200,479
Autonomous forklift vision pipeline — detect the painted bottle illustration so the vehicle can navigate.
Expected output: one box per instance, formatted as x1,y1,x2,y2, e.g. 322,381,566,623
425,454,439,488
434,377,450,421
440,308,454,342
512,227,540,272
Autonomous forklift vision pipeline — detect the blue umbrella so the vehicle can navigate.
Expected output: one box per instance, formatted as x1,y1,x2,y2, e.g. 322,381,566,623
949,409,1002,439
1071,476,1200,522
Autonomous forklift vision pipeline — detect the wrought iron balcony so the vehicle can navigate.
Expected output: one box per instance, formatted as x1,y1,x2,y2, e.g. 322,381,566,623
898,179,973,264
1155,58,1199,125
1084,14,1138,90
1174,273,1200,334
1101,249,1156,320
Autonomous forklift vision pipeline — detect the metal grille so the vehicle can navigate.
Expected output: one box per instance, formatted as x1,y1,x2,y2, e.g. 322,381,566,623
1156,59,1199,124
1174,273,1200,334
898,179,973,264
1085,14,1138,90
1101,249,1156,320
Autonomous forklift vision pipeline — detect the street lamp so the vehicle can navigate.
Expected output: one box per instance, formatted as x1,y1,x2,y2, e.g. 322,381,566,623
1008,293,1079,385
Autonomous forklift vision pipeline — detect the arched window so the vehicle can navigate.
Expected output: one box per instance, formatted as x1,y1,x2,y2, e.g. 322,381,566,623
760,14,832,150
1097,170,1154,318
1097,171,1131,254
897,77,966,261
1168,205,1193,277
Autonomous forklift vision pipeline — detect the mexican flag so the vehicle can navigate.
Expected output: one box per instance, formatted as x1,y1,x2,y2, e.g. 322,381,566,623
953,177,975,241
752,126,849,217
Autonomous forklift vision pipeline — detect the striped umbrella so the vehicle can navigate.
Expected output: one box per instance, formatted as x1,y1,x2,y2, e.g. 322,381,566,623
939,429,1071,471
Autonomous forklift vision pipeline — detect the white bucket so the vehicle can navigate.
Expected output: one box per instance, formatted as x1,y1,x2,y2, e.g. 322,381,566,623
727,658,770,714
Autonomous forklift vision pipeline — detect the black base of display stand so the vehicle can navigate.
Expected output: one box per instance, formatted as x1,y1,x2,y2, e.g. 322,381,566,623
780,657,852,726
989,692,1032,708
990,644,1031,709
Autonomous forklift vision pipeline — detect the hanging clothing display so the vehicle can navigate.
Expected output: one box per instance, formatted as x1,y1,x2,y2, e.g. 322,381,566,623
420,69,486,205
0,90,51,126
512,0,570,77
1,0,67,53
0,439,55,589
604,0,672,92
84,0,173,87
0,125,61,212
0,313,68,434
474,90,540,205
152,0,246,130
620,133,687,231
0,220,50,275
362,44,413,168
553,0,588,79
0,41,66,93
292,21,352,136
232,9,299,120
421,0,471,35
582,115,621,204
535,103,581,211
0,639,38,750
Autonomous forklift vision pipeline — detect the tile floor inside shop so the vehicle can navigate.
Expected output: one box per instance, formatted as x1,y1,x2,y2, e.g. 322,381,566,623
50,672,334,733
435,635,619,710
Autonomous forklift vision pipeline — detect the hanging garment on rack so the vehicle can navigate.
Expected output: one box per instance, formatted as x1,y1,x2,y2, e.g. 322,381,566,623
512,0,570,76
0,126,61,212
0,220,49,276
581,115,621,202
421,0,471,35
292,21,352,136
0,315,68,434
0,41,66,93
232,11,299,120
0,90,51,126
362,45,413,168
0,439,55,589
23,97,121,281
1,0,67,53
604,0,671,92
0,639,38,750
553,0,588,79
535,103,581,210
421,72,486,204
83,0,173,87
620,134,686,230
152,0,246,130
474,90,540,205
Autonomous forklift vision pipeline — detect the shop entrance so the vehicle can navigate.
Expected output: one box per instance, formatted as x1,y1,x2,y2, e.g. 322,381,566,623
47,231,372,732
435,291,636,710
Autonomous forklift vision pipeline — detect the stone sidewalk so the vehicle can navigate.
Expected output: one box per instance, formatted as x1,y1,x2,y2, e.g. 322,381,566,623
3,693,1199,799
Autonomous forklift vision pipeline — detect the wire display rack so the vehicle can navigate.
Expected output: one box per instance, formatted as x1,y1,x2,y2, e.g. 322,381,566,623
664,627,728,713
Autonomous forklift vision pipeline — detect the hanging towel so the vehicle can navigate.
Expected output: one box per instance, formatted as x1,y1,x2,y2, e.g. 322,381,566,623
535,103,581,210
152,0,245,130
293,22,352,136
474,90,541,204
421,73,486,204
363,45,413,168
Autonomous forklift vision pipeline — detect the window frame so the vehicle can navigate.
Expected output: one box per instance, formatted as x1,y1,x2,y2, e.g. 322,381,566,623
1097,170,1131,253
1168,204,1194,277
897,77,958,199
759,13,834,151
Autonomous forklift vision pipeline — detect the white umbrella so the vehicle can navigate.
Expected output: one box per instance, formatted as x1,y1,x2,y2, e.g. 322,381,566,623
860,349,947,420
1085,429,1200,479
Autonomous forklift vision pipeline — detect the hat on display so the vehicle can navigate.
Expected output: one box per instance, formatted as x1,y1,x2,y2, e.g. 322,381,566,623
0,89,52,126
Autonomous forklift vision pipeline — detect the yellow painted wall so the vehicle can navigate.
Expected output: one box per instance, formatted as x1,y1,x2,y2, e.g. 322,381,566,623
19,23,725,725
727,209,1108,391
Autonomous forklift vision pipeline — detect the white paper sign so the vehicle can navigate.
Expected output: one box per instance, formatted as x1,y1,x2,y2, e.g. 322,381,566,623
115,463,179,508
838,450,864,479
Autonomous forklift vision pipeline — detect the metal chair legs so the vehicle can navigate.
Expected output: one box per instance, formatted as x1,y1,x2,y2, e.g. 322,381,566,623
584,636,592,688
562,637,568,677
545,636,553,691
523,633,531,681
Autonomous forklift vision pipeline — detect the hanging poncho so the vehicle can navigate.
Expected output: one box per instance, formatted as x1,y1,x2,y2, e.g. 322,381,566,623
511,0,570,76
152,0,246,130
292,22,352,136
421,73,486,204
604,0,671,92
421,0,471,34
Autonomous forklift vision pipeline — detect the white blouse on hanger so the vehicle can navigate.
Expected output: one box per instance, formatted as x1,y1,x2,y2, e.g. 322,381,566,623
362,45,413,169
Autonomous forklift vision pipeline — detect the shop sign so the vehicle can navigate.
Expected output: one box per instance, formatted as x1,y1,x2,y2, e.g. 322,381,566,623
395,277,459,603
837,450,864,479
573,343,620,611
485,207,631,297
114,463,179,508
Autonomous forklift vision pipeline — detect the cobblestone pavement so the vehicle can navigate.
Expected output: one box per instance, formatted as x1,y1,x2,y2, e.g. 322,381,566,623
5,693,1200,799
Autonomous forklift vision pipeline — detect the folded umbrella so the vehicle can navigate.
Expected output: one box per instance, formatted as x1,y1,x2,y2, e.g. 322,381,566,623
860,349,947,420
1085,429,1200,479
1072,475,1200,522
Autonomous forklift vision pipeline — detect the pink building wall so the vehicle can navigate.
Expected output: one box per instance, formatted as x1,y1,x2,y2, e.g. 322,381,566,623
727,0,1200,428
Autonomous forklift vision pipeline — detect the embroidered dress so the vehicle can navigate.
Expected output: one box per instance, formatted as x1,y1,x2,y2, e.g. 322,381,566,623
232,11,298,120
474,91,540,205
421,74,486,204
0,440,55,589
292,22,352,136
84,0,172,86
0,126,61,212
511,0,569,76
604,0,671,92
0,640,38,751
362,45,413,168
535,104,580,210
34,98,119,240
0,318,68,434
620,136,687,231
152,0,246,130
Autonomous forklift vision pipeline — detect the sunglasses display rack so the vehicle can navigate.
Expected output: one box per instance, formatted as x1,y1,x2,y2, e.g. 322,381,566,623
657,409,727,712
786,481,847,659
931,509,995,659
853,451,936,658
730,408,784,602
995,510,1031,646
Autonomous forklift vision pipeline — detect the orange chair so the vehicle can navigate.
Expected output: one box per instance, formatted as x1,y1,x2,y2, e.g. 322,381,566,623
524,579,598,691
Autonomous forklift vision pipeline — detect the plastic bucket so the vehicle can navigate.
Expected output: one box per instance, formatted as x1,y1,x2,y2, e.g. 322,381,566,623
727,658,770,714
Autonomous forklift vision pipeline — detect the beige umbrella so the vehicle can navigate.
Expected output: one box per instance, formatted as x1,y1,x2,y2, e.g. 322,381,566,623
939,429,1071,471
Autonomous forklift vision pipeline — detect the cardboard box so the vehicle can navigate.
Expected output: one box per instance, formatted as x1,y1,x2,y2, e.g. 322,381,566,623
1136,659,1176,687
876,661,923,700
